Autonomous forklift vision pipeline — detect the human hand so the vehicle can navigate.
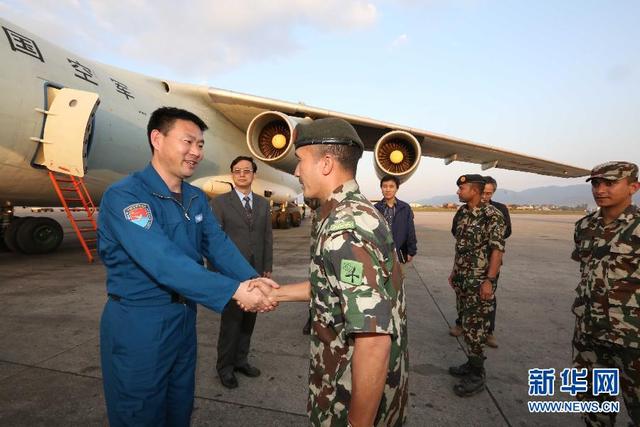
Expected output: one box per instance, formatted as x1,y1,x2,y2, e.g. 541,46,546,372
247,277,279,292
480,280,493,300
448,271,454,288
233,279,279,313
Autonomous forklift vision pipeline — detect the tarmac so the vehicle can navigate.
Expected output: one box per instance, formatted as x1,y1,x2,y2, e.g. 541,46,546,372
0,210,632,426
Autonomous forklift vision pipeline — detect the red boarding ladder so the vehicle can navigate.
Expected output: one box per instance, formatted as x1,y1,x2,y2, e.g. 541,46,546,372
48,171,98,262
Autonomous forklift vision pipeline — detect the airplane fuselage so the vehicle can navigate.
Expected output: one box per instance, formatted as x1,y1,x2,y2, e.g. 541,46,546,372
0,18,300,206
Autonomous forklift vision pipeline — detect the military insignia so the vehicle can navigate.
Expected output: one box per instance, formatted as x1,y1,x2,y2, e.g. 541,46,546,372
123,203,153,229
340,259,364,285
329,219,355,232
459,176,466,183
195,213,203,223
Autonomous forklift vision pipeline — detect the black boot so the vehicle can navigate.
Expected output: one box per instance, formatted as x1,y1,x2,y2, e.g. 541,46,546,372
453,356,486,397
448,361,472,377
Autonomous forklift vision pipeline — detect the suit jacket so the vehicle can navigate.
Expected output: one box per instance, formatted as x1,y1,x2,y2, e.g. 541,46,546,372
210,190,273,274
373,198,417,263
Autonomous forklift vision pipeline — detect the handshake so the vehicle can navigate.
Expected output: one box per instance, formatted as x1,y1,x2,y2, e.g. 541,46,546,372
232,277,280,313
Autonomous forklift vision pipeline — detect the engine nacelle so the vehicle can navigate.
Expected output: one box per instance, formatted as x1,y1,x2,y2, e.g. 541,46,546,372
246,111,311,174
373,131,422,183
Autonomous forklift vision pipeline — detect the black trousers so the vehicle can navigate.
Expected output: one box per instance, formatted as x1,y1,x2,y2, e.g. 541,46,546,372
216,301,257,375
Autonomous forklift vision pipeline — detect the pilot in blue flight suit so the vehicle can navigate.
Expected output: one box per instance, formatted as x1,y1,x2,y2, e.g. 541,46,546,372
98,107,277,426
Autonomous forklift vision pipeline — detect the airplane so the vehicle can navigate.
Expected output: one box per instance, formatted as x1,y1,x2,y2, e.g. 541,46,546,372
0,17,589,256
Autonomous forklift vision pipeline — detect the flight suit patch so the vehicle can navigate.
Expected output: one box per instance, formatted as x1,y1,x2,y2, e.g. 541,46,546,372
123,203,153,229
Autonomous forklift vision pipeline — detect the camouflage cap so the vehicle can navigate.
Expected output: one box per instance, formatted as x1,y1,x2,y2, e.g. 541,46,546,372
456,174,485,186
586,161,638,182
293,118,364,151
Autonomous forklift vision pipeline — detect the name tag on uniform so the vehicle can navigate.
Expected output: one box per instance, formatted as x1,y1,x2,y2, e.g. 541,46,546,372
195,213,203,223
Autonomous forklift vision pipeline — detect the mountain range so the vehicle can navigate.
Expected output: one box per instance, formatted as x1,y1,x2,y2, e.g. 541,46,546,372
415,184,640,208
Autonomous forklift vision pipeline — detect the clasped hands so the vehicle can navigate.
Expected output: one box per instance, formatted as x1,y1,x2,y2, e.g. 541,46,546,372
233,277,279,313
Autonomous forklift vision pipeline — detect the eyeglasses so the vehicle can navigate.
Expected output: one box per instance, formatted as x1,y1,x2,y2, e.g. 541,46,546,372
232,169,254,175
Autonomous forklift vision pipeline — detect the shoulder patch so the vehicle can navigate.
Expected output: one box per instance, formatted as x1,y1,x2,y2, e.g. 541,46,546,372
123,203,153,229
328,219,356,233
340,259,364,285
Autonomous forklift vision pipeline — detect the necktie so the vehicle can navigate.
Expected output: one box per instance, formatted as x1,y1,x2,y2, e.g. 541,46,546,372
243,196,253,222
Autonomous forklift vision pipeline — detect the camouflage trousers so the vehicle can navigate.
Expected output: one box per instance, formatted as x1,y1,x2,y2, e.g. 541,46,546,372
573,333,640,426
455,276,499,334
453,277,494,357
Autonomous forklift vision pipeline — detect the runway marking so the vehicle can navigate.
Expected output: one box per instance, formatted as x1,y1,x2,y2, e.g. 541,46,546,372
195,395,307,419
410,263,513,427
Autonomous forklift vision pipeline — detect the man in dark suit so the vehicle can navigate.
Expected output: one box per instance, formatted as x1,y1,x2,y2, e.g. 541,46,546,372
211,156,273,388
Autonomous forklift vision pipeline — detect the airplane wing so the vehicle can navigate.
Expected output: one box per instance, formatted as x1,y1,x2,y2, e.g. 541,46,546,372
206,87,589,178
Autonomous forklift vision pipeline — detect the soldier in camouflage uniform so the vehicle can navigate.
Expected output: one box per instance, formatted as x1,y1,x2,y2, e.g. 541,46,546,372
269,118,408,426
448,174,506,397
571,161,640,426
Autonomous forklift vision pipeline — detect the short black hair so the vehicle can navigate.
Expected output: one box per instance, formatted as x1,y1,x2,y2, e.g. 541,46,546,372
230,156,258,173
312,144,362,175
147,107,208,153
470,182,485,193
380,175,400,188
483,176,497,188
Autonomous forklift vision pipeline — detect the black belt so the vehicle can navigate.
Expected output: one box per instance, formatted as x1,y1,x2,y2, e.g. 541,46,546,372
108,293,187,304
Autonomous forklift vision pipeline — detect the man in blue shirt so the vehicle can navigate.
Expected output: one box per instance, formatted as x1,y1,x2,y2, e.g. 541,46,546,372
98,107,277,426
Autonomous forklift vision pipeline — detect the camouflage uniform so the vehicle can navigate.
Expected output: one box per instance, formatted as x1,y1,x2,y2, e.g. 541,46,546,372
307,179,409,427
452,203,506,357
571,162,640,426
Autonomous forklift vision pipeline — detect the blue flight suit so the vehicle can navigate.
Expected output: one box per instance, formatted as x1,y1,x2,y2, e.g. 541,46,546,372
98,163,256,426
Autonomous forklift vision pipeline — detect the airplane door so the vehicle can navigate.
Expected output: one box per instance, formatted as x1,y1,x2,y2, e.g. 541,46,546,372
32,87,100,177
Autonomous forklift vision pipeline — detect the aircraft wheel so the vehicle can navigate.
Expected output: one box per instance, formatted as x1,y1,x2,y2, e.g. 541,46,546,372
291,211,302,227
3,216,30,253
276,212,291,229
16,217,64,254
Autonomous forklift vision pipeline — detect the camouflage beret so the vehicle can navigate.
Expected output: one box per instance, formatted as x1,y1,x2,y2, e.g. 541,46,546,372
294,118,364,151
586,161,638,182
456,174,485,186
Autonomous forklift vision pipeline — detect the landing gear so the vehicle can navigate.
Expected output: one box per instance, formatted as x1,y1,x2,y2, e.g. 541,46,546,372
0,202,15,252
276,211,292,229
269,203,303,230
16,217,64,254
3,216,30,253
2,212,64,255
290,211,302,227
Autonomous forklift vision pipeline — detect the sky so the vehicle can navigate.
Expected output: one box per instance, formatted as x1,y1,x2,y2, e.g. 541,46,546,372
2,0,638,201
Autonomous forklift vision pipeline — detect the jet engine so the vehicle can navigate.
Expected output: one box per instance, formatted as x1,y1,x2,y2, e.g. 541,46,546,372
373,131,422,183
246,111,311,174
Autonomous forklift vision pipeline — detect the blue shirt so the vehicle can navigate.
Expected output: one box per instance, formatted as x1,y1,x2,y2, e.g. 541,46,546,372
98,163,257,312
